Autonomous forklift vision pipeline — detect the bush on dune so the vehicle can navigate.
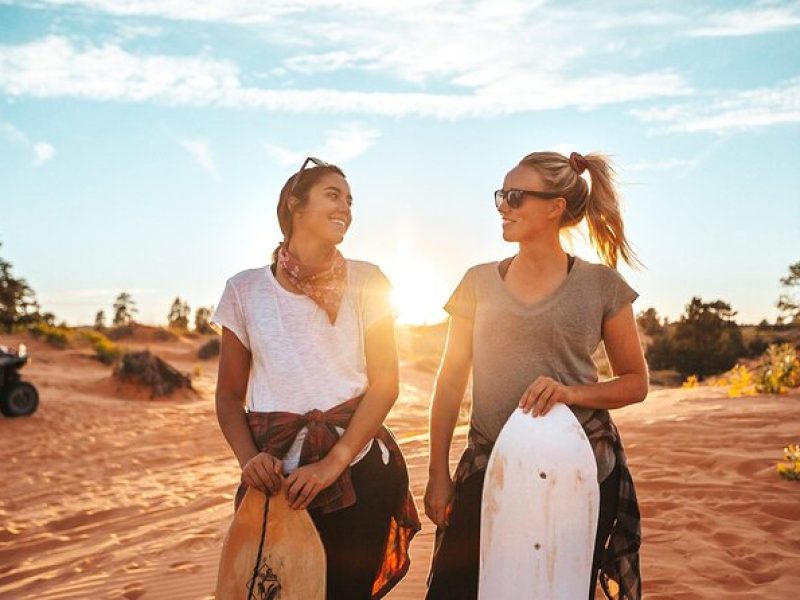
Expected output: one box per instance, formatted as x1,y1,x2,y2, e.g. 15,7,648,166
758,343,800,394
687,342,799,397
28,322,71,348
777,444,800,481
198,336,220,359
114,350,192,398
80,330,121,365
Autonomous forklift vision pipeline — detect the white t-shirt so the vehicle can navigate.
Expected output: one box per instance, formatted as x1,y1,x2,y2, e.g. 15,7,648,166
212,259,394,473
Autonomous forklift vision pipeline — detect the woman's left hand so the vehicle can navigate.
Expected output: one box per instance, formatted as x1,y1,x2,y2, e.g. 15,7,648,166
519,376,576,417
285,457,346,510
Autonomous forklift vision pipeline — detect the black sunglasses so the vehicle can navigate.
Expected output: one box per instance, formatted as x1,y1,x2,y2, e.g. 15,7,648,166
289,156,333,195
494,188,564,209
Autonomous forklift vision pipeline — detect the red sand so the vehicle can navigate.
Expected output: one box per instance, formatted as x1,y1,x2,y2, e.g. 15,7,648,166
1,333,799,599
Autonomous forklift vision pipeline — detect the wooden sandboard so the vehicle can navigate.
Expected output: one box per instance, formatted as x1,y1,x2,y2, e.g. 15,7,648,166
479,404,599,599
215,486,326,599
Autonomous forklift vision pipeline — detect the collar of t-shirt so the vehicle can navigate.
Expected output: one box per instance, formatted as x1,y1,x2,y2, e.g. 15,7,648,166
498,254,575,280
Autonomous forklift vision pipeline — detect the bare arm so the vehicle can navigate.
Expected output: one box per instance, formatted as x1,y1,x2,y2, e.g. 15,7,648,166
215,327,282,493
329,312,400,467
522,304,649,416
285,313,400,509
424,315,473,525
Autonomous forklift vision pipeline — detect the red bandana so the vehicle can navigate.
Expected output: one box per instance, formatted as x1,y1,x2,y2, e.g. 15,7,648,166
277,245,347,325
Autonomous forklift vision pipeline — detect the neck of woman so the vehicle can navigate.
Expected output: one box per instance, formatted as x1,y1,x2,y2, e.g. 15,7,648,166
515,237,568,275
285,235,338,270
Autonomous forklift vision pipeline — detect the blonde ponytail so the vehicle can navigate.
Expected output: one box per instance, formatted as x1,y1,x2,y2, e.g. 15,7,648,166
518,151,640,269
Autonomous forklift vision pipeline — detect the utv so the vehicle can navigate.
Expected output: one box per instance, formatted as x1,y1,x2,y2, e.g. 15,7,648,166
0,345,39,417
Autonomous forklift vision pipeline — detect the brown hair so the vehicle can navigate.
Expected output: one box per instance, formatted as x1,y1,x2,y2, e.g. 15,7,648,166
518,151,640,269
271,163,346,264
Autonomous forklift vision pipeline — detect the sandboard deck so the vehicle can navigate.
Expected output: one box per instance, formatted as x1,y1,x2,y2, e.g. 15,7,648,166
479,405,599,599
215,486,326,600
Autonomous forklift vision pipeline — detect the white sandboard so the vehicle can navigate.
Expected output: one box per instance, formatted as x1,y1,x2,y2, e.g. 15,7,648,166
479,404,599,600
215,486,326,599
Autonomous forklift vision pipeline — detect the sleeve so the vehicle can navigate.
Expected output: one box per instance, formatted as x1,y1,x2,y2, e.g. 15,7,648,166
362,266,396,330
211,279,251,350
603,268,639,320
444,268,477,320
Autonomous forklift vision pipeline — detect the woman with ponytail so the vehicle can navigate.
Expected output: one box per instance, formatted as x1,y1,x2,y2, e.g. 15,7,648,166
425,151,647,600
213,158,420,599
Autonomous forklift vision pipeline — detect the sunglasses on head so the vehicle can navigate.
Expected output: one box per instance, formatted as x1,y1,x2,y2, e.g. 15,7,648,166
289,156,334,195
494,188,564,209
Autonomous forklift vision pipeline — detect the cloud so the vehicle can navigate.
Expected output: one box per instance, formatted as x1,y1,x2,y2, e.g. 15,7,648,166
10,0,297,24
177,137,219,179
631,76,800,133
687,4,800,37
265,122,380,167
0,36,241,103
112,23,165,42
33,142,55,165
0,36,690,119
0,119,56,165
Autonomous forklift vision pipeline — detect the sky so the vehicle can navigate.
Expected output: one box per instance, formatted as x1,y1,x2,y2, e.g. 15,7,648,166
1,0,799,326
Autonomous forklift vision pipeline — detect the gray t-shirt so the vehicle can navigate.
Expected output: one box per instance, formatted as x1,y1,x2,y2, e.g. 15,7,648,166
445,255,639,482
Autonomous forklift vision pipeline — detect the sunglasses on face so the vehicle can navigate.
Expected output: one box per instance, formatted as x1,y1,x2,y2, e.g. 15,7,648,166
494,188,564,209
289,156,332,195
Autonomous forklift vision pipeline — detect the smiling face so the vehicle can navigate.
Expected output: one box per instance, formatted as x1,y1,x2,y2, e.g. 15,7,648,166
498,164,565,243
290,171,353,245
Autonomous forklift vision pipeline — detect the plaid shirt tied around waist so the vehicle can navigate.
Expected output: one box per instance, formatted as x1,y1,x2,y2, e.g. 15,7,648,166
233,394,421,599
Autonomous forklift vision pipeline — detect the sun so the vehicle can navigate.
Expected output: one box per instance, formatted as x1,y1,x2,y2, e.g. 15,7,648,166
384,260,448,326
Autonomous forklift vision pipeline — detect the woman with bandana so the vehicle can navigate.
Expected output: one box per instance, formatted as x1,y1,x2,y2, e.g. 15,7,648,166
425,151,647,600
213,158,420,600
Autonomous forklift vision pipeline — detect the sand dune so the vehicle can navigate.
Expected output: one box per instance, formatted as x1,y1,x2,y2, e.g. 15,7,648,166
1,334,798,599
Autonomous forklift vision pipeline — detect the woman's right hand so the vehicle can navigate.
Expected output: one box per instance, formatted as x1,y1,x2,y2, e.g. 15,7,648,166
424,472,455,528
241,452,284,495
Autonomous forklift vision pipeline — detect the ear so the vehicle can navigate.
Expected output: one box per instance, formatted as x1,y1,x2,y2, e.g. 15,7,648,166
287,195,300,213
549,197,567,221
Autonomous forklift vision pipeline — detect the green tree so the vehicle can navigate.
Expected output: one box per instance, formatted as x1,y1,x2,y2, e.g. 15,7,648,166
777,261,800,324
636,307,665,336
168,297,191,331
0,243,41,332
94,309,106,330
113,292,137,326
645,334,674,370
672,297,745,378
194,306,215,334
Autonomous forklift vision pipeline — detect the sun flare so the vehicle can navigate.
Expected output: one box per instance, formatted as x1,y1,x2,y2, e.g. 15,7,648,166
385,260,448,326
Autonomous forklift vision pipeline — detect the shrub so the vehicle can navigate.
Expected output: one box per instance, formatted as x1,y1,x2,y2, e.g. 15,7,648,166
81,330,121,365
682,375,698,388
777,444,800,481
114,350,192,397
727,364,757,398
28,322,71,348
756,343,800,394
198,336,221,359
